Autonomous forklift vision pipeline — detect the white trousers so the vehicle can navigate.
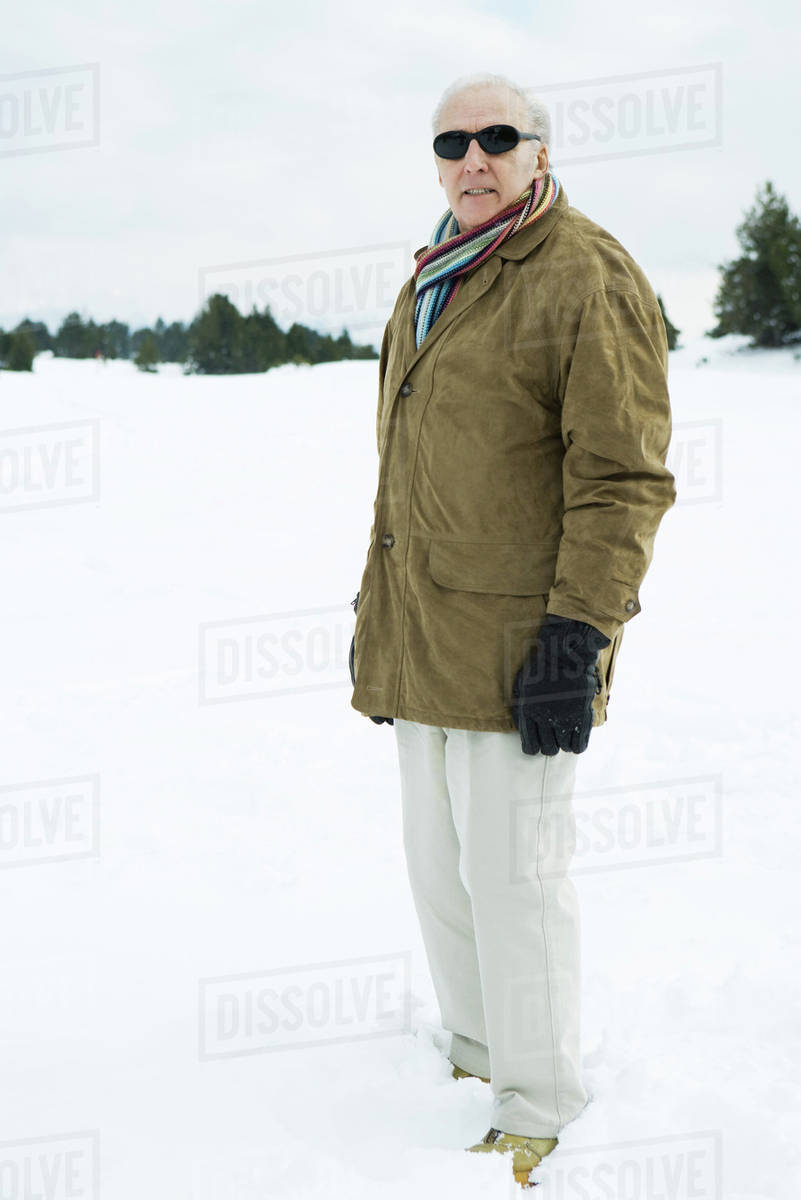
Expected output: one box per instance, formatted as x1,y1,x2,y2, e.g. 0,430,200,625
394,717,589,1138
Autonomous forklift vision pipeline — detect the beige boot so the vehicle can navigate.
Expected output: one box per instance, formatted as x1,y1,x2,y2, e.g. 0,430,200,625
467,1127,557,1188
450,1062,490,1083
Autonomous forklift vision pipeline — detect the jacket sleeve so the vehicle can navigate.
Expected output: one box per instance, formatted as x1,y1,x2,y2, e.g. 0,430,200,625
546,286,677,641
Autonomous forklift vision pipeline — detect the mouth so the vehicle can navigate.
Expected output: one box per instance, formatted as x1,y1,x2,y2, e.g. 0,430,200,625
463,187,495,197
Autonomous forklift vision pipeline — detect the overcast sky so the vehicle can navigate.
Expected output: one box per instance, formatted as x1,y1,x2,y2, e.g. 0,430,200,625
2,0,799,341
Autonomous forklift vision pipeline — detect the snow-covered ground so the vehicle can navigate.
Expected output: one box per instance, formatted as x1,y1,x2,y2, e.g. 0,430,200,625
0,338,799,1199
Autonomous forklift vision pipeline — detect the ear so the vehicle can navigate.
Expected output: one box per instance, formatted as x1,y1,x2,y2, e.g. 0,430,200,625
532,143,549,180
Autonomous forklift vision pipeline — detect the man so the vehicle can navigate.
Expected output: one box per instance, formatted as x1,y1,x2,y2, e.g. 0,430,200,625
349,72,676,1189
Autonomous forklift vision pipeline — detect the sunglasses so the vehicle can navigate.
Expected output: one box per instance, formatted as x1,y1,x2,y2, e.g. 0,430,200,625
433,124,542,160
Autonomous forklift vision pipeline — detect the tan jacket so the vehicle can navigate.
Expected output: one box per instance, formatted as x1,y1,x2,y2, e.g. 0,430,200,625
351,182,676,732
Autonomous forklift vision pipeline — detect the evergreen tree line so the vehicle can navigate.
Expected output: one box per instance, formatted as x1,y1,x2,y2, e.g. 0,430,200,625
3,179,800,373
0,293,378,374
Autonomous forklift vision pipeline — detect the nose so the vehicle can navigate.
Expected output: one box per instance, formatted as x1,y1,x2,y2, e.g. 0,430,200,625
462,135,488,172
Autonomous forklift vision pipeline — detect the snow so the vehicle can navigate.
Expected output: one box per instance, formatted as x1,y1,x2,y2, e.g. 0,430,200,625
0,339,799,1198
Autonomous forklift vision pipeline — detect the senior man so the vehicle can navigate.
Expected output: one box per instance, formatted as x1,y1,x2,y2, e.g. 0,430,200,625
349,72,676,1188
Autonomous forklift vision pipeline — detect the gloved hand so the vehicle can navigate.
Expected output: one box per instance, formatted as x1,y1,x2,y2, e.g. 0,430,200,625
349,591,393,726
512,613,610,755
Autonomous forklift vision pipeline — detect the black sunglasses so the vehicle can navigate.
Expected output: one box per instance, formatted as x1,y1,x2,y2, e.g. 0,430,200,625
433,124,542,159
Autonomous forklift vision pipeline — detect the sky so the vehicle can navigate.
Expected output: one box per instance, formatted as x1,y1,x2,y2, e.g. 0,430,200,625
2,0,800,341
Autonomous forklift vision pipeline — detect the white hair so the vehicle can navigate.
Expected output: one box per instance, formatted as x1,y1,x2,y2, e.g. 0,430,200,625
431,73,552,148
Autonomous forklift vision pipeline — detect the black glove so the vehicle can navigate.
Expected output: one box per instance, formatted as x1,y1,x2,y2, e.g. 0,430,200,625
349,591,393,726
512,613,610,756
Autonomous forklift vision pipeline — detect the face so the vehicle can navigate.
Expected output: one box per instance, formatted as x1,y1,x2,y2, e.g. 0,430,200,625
434,86,549,233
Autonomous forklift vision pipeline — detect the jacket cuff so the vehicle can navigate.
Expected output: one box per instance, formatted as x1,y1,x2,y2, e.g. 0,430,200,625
546,577,640,642
542,611,611,650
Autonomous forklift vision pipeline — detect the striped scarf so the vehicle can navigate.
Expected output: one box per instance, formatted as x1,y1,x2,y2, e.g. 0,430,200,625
413,171,560,347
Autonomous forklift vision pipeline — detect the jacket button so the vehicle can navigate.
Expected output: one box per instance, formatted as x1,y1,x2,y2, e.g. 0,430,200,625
381,533,395,548
625,599,636,612
399,381,413,397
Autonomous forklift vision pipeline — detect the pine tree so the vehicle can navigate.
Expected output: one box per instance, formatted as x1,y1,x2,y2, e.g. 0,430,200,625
55,312,92,358
186,294,246,374
13,318,52,353
159,321,188,364
339,327,378,360
709,181,801,347
100,320,131,360
656,295,680,350
84,319,103,357
5,330,36,371
241,305,286,372
134,331,160,373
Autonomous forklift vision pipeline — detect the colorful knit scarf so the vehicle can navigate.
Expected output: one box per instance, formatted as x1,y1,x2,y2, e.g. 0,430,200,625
413,171,560,347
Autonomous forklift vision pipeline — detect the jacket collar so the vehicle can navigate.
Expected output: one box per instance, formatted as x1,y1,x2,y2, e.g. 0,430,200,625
396,182,569,379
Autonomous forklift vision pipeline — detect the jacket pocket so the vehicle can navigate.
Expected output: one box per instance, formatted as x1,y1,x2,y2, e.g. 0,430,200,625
427,539,559,596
